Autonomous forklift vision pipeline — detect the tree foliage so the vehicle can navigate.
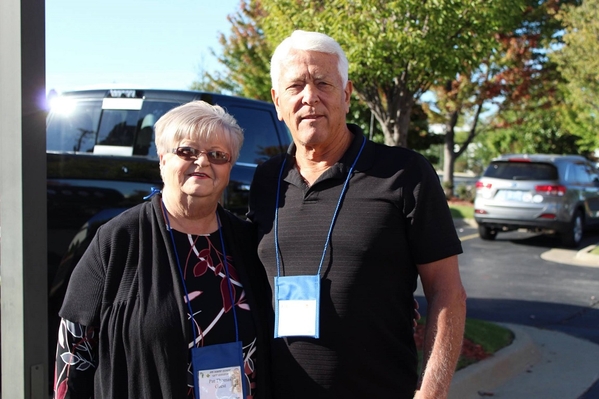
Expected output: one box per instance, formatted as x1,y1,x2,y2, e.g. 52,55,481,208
551,0,599,150
481,0,599,161
259,0,524,148
425,1,541,195
426,0,583,196
482,85,583,156
190,1,273,100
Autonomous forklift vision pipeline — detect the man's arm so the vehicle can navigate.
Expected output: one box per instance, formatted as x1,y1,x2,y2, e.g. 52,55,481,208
415,255,467,399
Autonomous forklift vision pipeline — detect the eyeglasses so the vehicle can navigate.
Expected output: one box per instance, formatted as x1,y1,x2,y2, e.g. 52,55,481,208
171,146,231,165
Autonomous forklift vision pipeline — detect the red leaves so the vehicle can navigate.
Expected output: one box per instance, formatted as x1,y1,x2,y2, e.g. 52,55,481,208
55,378,68,399
219,256,239,313
193,249,212,277
414,324,490,363
189,240,242,314
221,277,236,313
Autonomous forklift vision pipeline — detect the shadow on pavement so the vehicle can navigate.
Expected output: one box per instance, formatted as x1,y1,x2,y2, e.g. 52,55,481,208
505,229,599,250
415,296,599,345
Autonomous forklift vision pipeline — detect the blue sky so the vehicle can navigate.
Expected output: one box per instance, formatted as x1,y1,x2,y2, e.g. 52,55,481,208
46,0,239,93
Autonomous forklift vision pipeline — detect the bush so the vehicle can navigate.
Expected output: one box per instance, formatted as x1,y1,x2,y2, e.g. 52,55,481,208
455,183,475,202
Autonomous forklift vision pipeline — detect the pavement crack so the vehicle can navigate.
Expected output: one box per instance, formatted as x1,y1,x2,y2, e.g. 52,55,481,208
559,299,599,324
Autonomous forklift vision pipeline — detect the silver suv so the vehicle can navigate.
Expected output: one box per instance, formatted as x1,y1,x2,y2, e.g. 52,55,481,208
474,154,599,247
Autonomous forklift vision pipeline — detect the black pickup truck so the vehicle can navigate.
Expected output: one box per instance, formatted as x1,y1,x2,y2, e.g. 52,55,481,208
46,88,290,384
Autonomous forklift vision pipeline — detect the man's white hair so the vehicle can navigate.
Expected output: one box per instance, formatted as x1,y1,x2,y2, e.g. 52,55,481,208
270,30,349,89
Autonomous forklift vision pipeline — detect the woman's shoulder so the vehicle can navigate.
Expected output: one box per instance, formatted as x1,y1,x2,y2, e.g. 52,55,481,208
98,201,154,235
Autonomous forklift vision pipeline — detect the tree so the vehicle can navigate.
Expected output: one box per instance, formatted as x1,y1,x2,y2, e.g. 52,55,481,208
259,0,524,148
190,0,273,100
196,1,442,154
552,0,599,151
349,99,441,153
482,88,583,156
430,29,548,196
426,0,580,197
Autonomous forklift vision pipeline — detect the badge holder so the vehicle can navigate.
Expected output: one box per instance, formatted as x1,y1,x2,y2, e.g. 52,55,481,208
164,205,247,399
192,342,246,399
274,275,320,338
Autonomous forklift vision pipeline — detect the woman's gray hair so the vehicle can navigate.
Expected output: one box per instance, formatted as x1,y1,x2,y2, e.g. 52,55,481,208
270,30,349,90
154,100,244,163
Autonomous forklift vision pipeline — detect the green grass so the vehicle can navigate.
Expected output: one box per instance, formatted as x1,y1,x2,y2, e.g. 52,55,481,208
417,317,514,372
448,203,474,219
463,318,513,353
590,246,599,255
459,318,514,369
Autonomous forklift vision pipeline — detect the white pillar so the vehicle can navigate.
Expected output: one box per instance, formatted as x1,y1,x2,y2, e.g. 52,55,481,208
0,0,48,397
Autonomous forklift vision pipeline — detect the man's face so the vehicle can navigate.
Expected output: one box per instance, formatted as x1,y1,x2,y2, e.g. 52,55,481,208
272,49,352,148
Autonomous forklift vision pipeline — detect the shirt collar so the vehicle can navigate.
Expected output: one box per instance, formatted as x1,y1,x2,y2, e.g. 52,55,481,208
284,124,369,184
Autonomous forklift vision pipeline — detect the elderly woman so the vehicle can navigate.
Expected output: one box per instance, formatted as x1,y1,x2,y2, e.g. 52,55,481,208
53,101,271,399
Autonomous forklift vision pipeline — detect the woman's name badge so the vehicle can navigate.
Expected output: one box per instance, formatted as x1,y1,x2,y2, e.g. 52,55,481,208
192,342,247,399
274,275,320,338
198,366,243,399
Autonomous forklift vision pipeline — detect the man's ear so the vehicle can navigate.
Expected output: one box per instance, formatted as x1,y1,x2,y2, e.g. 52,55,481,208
271,88,284,121
344,80,353,114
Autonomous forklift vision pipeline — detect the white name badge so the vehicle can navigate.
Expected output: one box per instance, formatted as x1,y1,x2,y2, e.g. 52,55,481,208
198,366,243,399
278,299,317,336
274,275,320,338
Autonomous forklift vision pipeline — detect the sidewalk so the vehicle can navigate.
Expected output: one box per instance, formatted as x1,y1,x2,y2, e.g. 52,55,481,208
450,323,599,399
450,224,599,398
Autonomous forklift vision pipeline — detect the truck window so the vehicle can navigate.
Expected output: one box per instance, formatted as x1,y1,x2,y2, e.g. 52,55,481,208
47,99,181,159
226,105,285,165
47,97,286,165
47,99,102,153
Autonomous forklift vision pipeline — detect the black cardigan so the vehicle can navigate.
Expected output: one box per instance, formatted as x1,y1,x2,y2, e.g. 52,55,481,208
60,195,272,398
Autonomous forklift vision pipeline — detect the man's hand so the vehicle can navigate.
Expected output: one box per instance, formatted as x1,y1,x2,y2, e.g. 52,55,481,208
413,298,421,328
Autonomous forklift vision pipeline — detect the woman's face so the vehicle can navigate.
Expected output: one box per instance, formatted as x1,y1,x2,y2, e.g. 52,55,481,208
159,129,233,204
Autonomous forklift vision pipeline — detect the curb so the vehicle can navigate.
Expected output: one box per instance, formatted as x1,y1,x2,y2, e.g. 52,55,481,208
449,324,541,399
541,247,599,268
576,244,599,263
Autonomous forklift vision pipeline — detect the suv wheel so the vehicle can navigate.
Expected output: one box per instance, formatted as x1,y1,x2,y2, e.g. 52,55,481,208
478,224,497,241
561,210,584,248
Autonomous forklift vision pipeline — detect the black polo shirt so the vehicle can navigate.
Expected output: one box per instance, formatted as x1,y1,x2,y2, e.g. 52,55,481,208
248,124,462,399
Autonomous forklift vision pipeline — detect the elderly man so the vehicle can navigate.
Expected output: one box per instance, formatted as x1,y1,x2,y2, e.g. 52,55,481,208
248,30,467,399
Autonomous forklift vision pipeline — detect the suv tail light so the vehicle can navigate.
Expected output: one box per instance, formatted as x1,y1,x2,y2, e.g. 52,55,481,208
535,185,566,196
475,181,492,190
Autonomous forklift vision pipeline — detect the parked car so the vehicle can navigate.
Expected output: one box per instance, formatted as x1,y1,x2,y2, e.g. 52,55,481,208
474,154,599,247
45,88,291,391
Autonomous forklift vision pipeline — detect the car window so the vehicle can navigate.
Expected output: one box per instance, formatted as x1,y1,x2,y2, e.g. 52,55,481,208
590,165,599,184
484,162,558,180
573,163,591,184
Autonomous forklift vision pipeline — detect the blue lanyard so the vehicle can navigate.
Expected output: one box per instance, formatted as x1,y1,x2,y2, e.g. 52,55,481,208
161,201,240,346
274,136,366,278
